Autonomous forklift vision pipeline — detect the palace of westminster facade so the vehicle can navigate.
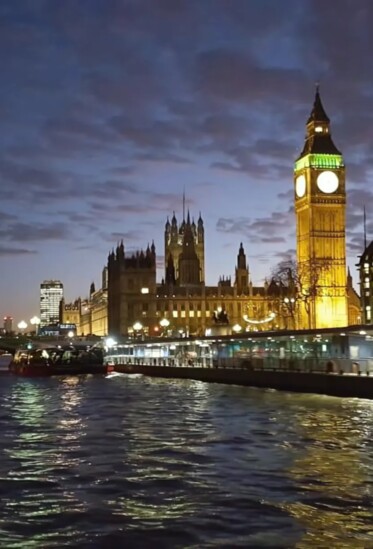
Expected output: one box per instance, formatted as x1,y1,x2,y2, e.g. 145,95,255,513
61,89,365,337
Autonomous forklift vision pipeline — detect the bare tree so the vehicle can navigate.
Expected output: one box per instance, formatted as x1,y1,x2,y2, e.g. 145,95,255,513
271,258,331,329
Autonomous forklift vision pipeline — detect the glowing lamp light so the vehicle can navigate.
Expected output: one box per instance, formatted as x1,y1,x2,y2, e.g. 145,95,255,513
67,330,74,338
141,288,149,294
17,320,28,332
232,324,242,333
160,318,170,328
133,322,143,331
105,337,117,348
30,316,40,326
30,316,41,335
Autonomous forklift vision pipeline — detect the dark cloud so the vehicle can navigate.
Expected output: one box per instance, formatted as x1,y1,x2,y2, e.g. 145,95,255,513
0,222,72,243
0,246,37,256
216,210,293,244
0,0,372,317
194,49,306,105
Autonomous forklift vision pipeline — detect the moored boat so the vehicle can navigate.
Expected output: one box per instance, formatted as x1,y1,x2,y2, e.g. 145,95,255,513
0,352,13,374
103,325,373,398
9,344,112,377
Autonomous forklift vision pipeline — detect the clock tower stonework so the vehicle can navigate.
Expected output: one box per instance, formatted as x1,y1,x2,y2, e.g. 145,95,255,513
294,88,348,329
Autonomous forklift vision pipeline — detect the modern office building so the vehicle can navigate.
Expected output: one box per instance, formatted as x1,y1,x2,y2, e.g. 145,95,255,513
40,280,64,327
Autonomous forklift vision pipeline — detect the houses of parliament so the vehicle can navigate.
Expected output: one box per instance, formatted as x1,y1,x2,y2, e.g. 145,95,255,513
61,89,363,337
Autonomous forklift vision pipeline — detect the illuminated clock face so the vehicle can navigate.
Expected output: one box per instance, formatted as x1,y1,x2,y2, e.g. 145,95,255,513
295,174,306,198
317,171,339,193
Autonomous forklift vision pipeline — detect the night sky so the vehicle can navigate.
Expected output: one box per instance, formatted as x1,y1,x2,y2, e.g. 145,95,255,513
1,0,372,324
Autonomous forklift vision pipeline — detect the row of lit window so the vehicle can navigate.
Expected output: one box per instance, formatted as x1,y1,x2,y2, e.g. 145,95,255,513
154,303,241,313
142,311,214,318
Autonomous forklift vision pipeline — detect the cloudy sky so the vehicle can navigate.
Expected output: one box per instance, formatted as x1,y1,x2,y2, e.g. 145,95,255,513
1,0,373,324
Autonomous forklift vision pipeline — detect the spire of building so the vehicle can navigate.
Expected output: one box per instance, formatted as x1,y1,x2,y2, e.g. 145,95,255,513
297,86,341,158
307,84,330,124
237,242,246,270
183,187,186,222
235,242,249,293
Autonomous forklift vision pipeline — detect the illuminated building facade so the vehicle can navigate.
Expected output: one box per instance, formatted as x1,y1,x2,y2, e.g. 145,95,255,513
59,298,81,328
357,240,373,324
107,214,285,337
294,88,348,328
66,90,360,337
40,280,64,327
61,268,108,336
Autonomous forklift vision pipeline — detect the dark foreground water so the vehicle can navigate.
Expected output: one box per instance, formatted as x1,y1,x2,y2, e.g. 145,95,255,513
1,375,373,548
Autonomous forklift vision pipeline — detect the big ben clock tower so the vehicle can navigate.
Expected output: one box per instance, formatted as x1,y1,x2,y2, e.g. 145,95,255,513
294,87,348,329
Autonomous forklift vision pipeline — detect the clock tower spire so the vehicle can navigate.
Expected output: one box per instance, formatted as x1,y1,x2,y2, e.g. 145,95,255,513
294,87,348,329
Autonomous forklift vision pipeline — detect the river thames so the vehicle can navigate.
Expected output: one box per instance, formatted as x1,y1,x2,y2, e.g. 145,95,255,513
1,374,373,548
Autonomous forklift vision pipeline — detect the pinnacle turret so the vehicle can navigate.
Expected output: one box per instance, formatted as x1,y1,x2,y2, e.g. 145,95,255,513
297,86,341,159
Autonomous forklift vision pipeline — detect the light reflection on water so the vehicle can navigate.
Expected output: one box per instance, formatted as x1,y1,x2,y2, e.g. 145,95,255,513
0,376,373,547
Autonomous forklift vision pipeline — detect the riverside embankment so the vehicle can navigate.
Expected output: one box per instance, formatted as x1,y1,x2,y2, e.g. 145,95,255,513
113,363,373,399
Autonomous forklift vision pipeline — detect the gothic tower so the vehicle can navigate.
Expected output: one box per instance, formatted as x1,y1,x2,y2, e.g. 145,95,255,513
294,87,347,328
178,212,201,286
234,243,249,293
164,210,205,285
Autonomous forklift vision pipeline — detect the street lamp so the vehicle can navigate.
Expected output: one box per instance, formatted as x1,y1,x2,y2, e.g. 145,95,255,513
30,316,41,335
283,297,296,330
17,320,28,335
133,321,143,339
232,323,242,334
159,318,170,336
105,337,117,349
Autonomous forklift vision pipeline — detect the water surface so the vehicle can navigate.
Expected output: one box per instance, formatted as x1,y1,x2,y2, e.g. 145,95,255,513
1,374,373,548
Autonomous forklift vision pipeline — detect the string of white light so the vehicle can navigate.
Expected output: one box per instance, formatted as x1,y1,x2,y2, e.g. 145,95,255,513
243,312,276,325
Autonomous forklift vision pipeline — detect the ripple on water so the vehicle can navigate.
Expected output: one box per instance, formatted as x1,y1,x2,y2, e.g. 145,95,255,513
1,376,373,547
